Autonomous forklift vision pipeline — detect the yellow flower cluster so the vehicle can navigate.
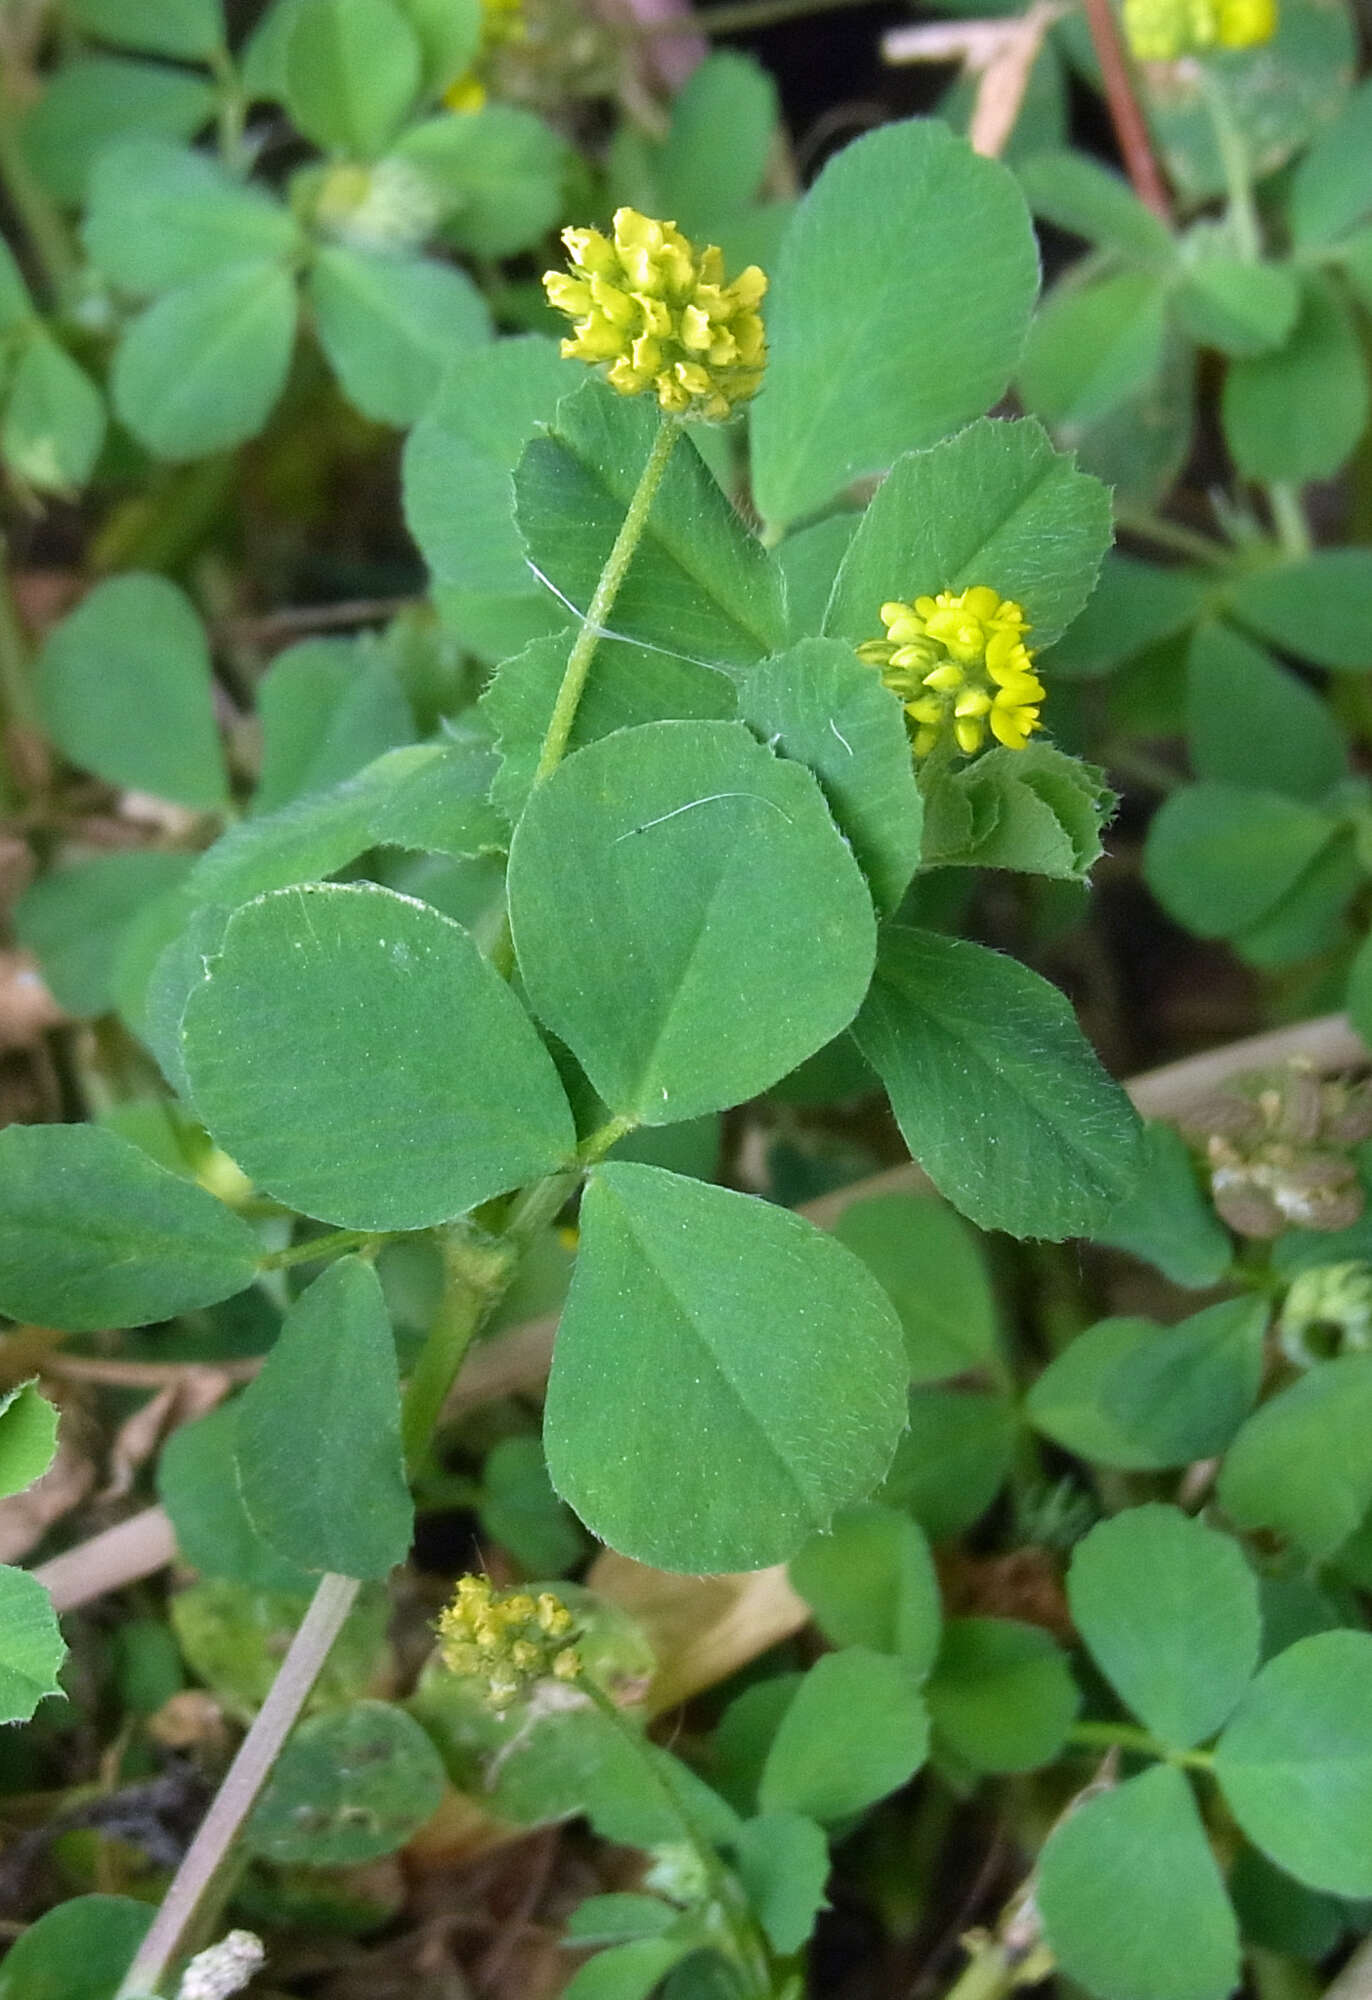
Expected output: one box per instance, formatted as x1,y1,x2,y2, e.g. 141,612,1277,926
543,208,767,422
1122,0,1275,60
436,1574,582,1709
443,0,525,112
857,586,1046,758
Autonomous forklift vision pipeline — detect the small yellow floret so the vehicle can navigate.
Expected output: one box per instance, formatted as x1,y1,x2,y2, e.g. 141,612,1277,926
436,1574,583,1710
857,585,1045,760
1121,0,1275,59
542,208,767,422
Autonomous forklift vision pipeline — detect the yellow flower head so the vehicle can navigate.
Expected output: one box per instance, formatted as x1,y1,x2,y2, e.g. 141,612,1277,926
1122,0,1275,60
543,208,767,422
436,1574,582,1710
857,585,1045,759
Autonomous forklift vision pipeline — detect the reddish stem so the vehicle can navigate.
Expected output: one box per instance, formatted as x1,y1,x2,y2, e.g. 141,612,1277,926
1080,0,1173,221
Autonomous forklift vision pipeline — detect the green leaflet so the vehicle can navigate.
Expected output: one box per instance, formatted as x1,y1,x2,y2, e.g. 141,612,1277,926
482,630,736,827
308,244,491,427
1027,1298,1265,1468
1144,782,1341,938
507,720,876,1125
831,1192,1000,1383
926,1618,1079,1775
1068,1505,1261,1749
824,415,1112,653
543,1164,908,1573
1019,271,1169,432
1215,1631,1372,1897
853,926,1141,1239
1217,1355,1372,1559
757,1648,929,1822
83,138,300,294
0,1894,152,2000
751,119,1038,528
284,0,422,157
179,882,576,1230
1222,274,1368,483
0,1381,59,1501
789,1504,942,1675
35,572,227,808
112,258,299,461
739,638,923,914
918,743,1115,883
0,1567,65,1728
1037,1765,1240,2000
0,1123,260,1332
514,382,784,672
235,1260,412,1579
246,1700,446,1862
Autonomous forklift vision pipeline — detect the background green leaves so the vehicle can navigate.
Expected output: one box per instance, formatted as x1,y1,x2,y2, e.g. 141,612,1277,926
0,1123,259,1331
1068,1506,1261,1749
35,574,227,809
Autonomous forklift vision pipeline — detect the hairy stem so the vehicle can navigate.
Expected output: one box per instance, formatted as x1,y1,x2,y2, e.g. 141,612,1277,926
115,1572,361,1999
1079,0,1172,221
533,414,680,787
400,1232,513,1476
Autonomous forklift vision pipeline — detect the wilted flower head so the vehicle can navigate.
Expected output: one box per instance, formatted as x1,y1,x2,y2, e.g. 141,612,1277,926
436,1574,582,1709
543,208,767,421
857,585,1045,758
1122,0,1276,60
1178,1063,1372,1239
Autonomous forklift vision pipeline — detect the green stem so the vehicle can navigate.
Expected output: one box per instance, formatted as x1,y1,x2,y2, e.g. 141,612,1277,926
533,415,680,788
1199,70,1261,262
1266,481,1312,560
577,1677,779,1998
207,47,249,173
1113,506,1233,567
259,1228,375,1271
400,1231,512,1476
1066,1720,1214,1772
0,77,80,306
